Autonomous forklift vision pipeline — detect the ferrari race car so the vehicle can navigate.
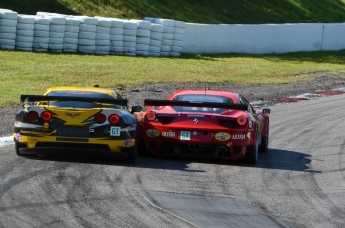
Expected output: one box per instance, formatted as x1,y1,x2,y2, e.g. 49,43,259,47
14,86,140,163
137,89,270,163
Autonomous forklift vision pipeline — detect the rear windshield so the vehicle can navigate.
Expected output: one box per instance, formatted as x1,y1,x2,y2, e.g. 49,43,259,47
172,94,233,113
45,90,124,109
47,90,115,99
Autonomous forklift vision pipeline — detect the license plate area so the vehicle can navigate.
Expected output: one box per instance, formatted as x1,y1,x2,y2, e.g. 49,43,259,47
56,126,89,137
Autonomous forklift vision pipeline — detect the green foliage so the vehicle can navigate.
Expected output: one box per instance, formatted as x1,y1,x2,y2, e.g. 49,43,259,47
1,0,345,23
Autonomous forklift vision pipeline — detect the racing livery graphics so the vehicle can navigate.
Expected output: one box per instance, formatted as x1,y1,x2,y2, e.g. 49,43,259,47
136,89,270,163
14,86,139,163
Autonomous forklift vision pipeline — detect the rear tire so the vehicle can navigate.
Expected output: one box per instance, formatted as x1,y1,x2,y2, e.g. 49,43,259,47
244,138,258,163
126,147,137,163
15,142,26,156
259,136,268,153
137,140,147,156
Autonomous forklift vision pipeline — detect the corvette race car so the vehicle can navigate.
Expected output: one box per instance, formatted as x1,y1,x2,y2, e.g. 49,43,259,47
14,86,140,163
137,89,270,163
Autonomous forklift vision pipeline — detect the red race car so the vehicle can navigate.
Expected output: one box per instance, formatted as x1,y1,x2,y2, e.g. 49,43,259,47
136,89,270,163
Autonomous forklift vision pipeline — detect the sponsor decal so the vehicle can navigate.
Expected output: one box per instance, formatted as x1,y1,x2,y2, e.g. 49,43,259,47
19,130,52,136
65,112,81,118
187,114,205,118
43,122,49,129
146,129,160,137
124,139,132,147
193,118,199,124
192,131,198,136
89,128,95,133
180,131,191,140
232,134,246,140
16,133,22,141
215,132,231,141
162,131,175,137
110,126,121,136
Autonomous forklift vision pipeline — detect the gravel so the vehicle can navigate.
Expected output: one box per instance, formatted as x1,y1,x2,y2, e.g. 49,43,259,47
1,73,344,137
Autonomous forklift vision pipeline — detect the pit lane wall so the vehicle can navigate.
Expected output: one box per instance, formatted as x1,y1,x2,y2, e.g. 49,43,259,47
182,23,345,54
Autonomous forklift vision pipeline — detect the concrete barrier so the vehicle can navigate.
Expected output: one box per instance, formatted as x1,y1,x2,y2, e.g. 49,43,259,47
183,23,325,54
321,23,345,51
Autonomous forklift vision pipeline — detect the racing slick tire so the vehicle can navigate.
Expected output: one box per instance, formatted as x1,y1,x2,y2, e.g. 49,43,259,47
15,142,26,156
244,137,259,163
137,140,147,156
259,124,269,153
124,146,137,163
259,136,268,153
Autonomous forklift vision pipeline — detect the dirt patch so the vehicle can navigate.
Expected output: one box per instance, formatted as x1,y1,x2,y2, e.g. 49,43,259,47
1,74,344,137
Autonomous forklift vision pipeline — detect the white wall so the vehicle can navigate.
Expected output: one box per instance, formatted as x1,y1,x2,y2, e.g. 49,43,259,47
183,23,345,54
321,23,345,51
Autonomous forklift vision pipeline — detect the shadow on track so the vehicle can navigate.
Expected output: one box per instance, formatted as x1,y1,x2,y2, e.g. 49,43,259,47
19,147,315,173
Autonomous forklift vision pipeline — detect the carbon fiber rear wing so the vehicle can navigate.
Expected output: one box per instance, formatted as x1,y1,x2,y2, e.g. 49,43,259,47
20,95,128,106
144,99,248,110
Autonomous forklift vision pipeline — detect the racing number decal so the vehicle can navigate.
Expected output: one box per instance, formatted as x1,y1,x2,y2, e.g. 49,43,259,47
180,131,191,140
110,126,121,136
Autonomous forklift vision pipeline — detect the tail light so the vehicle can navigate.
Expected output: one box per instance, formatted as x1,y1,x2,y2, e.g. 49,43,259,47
237,116,247,126
41,111,52,121
146,111,157,122
27,111,39,121
108,114,120,124
94,113,106,124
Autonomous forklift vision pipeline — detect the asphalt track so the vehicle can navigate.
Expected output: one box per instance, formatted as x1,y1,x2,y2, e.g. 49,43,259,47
0,94,344,227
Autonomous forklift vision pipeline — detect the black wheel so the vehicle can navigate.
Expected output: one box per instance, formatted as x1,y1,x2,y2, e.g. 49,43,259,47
15,142,26,156
244,138,258,163
126,146,138,163
259,125,269,153
137,140,147,156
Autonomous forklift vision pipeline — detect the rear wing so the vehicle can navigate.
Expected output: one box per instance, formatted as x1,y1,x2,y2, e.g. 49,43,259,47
20,95,128,106
144,99,248,110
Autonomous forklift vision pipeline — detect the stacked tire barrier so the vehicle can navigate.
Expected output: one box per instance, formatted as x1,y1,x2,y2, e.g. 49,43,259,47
0,9,18,50
63,17,80,53
123,20,137,56
109,19,124,55
16,15,35,51
0,8,185,57
33,17,50,52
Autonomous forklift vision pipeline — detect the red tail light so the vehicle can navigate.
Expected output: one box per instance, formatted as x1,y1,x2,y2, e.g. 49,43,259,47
108,114,120,124
27,111,39,121
41,111,52,121
94,113,106,124
146,111,157,122
237,116,247,126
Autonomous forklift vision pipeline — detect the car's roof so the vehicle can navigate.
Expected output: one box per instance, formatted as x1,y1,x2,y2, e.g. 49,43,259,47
168,89,240,102
44,86,117,98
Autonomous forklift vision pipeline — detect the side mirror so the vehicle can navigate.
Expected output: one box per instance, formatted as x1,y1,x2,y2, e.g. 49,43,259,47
131,105,143,114
263,108,271,114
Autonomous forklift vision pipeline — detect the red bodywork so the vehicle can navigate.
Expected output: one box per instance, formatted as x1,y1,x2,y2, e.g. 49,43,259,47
136,89,270,162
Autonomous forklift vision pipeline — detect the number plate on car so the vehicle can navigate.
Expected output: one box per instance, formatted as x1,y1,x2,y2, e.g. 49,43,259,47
180,131,191,140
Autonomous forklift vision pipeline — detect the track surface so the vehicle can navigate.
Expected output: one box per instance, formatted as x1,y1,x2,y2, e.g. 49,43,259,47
0,94,344,227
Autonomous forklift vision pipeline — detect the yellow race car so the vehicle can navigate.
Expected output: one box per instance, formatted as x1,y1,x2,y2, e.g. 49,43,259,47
14,86,142,163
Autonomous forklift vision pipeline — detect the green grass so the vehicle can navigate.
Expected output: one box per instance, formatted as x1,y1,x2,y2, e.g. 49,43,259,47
1,0,345,23
1,50,345,107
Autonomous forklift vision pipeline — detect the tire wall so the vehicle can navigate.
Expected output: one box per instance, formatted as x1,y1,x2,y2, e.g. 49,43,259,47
0,8,185,57
183,23,345,54
2,8,345,56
